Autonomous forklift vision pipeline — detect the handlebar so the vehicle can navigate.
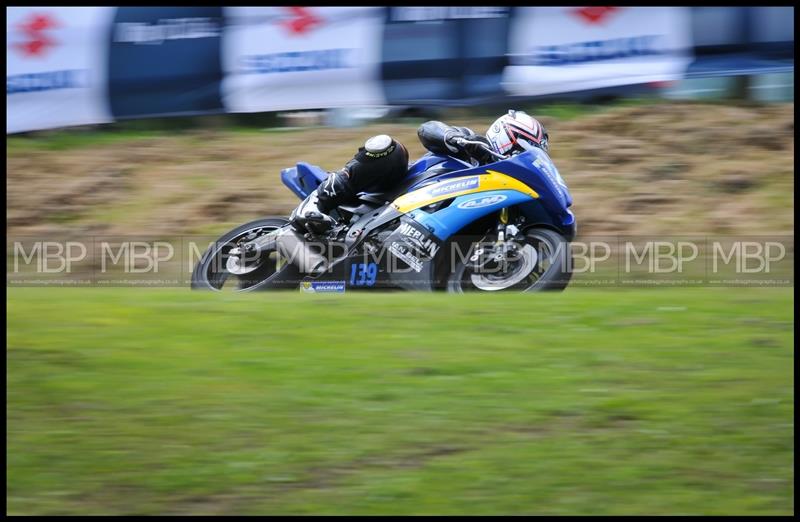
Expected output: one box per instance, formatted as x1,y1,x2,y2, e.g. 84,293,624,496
452,137,508,161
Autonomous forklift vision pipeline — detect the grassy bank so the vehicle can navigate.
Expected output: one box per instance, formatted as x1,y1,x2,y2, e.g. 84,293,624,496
7,101,794,238
7,287,794,515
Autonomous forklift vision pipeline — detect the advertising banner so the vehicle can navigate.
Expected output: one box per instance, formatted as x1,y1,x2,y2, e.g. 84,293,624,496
107,7,224,118
381,6,510,104
221,7,386,112
4,7,732,134
503,7,694,96
6,7,114,133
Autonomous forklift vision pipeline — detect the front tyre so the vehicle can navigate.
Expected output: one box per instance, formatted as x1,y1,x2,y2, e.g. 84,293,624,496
447,227,572,293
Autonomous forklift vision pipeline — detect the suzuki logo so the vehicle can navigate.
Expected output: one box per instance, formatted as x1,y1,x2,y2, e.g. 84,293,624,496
572,6,619,24
282,7,322,35
14,13,58,57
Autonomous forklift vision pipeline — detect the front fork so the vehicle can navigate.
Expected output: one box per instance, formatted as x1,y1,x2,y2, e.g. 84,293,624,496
469,207,524,269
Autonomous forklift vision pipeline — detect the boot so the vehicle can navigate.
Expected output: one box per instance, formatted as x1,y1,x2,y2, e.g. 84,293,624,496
289,187,338,236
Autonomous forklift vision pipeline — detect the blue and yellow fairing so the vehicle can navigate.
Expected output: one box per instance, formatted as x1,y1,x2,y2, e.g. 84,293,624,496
391,149,574,241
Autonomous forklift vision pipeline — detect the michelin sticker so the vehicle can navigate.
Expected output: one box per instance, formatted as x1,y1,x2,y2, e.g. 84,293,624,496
300,280,346,293
428,176,479,197
456,194,508,209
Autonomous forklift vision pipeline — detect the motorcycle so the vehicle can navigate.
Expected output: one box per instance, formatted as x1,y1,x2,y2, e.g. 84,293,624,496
191,138,576,293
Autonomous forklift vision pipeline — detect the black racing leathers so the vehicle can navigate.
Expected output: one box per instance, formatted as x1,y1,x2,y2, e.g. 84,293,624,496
316,139,409,214
294,122,493,233
316,122,493,214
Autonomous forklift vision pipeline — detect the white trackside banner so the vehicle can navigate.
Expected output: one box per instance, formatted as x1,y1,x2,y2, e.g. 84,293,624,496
221,6,386,113
6,7,114,133
503,7,693,96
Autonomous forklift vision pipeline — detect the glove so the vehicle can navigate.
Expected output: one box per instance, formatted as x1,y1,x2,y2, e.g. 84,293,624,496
446,132,494,165
462,136,493,159
443,127,470,152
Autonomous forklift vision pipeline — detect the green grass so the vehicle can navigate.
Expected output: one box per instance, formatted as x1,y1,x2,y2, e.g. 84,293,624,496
522,102,602,121
6,288,794,515
5,118,261,153
5,98,664,153
6,129,167,153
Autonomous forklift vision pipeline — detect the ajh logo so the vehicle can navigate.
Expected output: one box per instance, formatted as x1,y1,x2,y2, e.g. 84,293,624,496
14,13,58,57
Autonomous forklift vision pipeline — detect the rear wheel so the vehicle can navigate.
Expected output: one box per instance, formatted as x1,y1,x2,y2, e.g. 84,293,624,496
446,227,572,293
191,217,291,292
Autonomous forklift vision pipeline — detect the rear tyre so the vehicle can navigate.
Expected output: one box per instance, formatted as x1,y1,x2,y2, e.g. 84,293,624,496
191,217,290,291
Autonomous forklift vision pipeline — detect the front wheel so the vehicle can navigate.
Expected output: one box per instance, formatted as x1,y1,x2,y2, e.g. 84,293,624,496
446,227,572,293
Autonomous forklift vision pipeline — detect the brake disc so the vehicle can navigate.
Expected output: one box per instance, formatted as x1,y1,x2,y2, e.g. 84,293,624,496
470,243,538,291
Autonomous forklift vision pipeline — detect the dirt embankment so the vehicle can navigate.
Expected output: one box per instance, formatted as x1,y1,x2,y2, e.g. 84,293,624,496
6,102,794,238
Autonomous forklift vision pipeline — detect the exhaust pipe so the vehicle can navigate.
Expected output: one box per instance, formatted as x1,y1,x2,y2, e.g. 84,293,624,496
275,227,328,275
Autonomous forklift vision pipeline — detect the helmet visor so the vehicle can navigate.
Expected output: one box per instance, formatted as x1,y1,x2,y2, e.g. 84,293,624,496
518,137,549,154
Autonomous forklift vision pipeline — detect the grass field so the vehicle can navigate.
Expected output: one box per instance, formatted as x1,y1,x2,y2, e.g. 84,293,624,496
6,287,794,515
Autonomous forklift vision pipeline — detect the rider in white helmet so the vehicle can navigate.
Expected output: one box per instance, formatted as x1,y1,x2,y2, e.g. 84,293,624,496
484,109,550,157
291,110,549,233
418,109,549,166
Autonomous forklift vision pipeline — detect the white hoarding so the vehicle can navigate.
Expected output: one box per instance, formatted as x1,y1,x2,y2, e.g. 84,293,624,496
7,7,114,133
222,7,387,112
503,7,693,96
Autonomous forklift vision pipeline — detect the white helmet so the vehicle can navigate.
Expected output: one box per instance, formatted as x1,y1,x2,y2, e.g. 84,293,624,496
486,110,549,156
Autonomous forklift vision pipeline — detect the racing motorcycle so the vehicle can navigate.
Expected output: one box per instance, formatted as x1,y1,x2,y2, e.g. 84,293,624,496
191,138,576,293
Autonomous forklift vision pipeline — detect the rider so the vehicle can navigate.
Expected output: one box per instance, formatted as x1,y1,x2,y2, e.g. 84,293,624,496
290,110,549,234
